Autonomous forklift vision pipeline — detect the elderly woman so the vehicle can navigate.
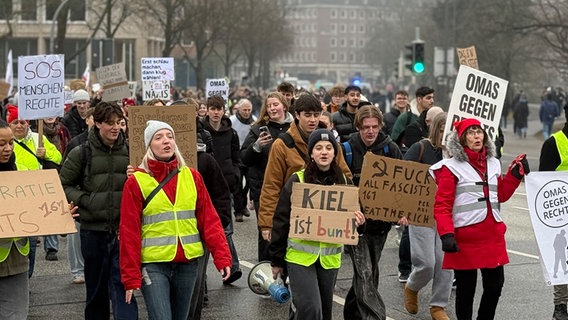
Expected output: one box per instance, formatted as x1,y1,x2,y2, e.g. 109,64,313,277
430,118,529,320
269,128,365,320
119,120,231,320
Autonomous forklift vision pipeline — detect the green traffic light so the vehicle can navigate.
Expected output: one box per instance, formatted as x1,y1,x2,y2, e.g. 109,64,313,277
413,62,425,73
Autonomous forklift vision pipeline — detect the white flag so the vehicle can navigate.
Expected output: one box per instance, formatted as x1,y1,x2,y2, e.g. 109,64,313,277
5,50,13,97
82,63,90,88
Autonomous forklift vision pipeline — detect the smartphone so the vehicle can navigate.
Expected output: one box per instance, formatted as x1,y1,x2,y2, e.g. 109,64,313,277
259,126,272,139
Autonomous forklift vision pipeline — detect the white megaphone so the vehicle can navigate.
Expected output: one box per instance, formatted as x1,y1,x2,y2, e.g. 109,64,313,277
248,261,290,304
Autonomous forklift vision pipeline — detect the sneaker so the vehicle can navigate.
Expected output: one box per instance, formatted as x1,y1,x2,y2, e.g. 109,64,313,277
553,304,568,320
235,215,244,222
223,269,242,285
72,275,85,284
45,251,58,261
398,272,409,283
452,277,457,290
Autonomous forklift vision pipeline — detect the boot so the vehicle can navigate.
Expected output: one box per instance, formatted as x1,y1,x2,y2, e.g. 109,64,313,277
430,306,450,320
404,285,418,314
553,304,568,320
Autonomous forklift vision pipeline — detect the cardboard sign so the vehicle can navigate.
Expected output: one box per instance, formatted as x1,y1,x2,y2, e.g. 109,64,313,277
444,65,508,143
289,183,360,245
96,62,130,102
128,105,197,168
358,153,435,227
0,169,77,238
141,57,175,81
128,81,138,98
525,172,568,285
17,54,65,120
457,46,479,69
0,81,10,101
142,80,171,101
69,79,86,91
205,78,229,102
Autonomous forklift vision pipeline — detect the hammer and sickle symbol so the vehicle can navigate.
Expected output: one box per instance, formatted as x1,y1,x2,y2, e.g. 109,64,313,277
371,159,388,178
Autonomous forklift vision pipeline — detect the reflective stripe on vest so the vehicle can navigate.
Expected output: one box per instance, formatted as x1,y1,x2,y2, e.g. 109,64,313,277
0,238,30,263
553,131,568,171
284,170,343,269
133,167,204,263
431,157,502,228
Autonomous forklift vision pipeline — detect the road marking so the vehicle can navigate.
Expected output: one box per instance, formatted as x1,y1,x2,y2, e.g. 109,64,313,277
240,259,395,319
507,249,539,260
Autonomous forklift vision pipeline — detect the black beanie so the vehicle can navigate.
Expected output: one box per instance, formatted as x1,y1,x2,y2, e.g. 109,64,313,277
308,128,338,156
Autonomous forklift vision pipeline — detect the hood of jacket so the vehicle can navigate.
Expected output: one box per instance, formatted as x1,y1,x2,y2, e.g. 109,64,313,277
445,129,496,162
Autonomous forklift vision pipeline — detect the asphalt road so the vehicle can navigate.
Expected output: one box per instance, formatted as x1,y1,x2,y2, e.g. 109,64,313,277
28,103,558,319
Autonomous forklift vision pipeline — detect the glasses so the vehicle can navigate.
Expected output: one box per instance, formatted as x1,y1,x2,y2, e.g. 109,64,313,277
466,128,484,136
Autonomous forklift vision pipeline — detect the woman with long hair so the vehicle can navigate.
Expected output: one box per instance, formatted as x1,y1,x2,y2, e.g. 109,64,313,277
241,92,294,261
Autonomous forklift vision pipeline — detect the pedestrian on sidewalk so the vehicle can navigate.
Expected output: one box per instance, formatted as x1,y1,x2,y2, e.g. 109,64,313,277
540,93,559,140
514,96,529,139
119,120,231,320
430,118,529,320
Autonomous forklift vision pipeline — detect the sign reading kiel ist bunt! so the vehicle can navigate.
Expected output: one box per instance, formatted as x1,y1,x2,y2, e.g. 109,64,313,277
358,153,436,227
0,170,77,238
289,183,360,245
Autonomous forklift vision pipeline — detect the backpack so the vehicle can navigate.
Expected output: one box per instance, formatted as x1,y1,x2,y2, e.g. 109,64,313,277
342,141,389,167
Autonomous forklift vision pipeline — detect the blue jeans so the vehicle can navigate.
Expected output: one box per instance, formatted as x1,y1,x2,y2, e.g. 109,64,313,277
141,260,199,320
69,222,84,277
543,122,553,140
80,229,138,320
43,235,58,252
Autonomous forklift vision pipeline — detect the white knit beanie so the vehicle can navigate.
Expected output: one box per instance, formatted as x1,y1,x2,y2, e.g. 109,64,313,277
144,120,175,148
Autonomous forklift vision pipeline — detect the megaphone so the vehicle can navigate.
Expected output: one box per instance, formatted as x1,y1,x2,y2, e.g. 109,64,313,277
247,261,290,304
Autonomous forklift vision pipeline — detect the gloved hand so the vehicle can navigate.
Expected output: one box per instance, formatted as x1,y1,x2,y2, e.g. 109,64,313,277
441,233,459,253
510,154,530,179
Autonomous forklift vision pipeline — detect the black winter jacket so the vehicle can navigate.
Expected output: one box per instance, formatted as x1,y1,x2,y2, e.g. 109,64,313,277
198,151,232,228
201,116,241,193
61,106,88,138
332,103,357,142
240,119,292,201
60,127,129,232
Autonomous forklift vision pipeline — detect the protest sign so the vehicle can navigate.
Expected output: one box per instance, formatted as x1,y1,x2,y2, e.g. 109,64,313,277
457,46,479,69
128,105,196,168
444,65,508,143
96,62,130,101
128,81,138,98
142,80,171,101
17,54,65,120
358,153,435,227
141,58,175,81
64,89,74,104
205,78,229,102
526,172,568,285
289,183,360,245
0,169,77,238
0,81,10,101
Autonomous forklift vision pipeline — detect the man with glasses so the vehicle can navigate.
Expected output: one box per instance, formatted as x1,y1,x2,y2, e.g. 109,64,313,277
62,89,91,138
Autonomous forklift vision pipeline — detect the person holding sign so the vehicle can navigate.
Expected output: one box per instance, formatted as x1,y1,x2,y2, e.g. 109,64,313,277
340,105,404,320
538,103,568,320
119,120,231,320
430,118,529,320
402,112,453,320
269,128,365,320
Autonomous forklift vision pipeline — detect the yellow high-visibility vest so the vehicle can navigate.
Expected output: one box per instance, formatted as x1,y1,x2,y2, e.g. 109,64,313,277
133,167,204,263
285,170,342,269
553,131,568,171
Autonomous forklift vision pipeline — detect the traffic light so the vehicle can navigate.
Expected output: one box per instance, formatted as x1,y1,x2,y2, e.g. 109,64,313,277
404,41,425,74
413,42,425,74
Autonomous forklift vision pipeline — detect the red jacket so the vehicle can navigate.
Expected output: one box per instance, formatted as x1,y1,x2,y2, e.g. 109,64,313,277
433,147,521,270
119,158,231,290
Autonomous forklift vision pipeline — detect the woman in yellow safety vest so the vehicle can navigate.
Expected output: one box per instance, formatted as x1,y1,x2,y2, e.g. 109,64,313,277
119,120,232,320
0,119,77,319
269,128,365,320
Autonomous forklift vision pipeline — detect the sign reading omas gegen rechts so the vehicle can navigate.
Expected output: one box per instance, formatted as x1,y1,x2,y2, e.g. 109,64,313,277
0,170,77,238
289,183,360,245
